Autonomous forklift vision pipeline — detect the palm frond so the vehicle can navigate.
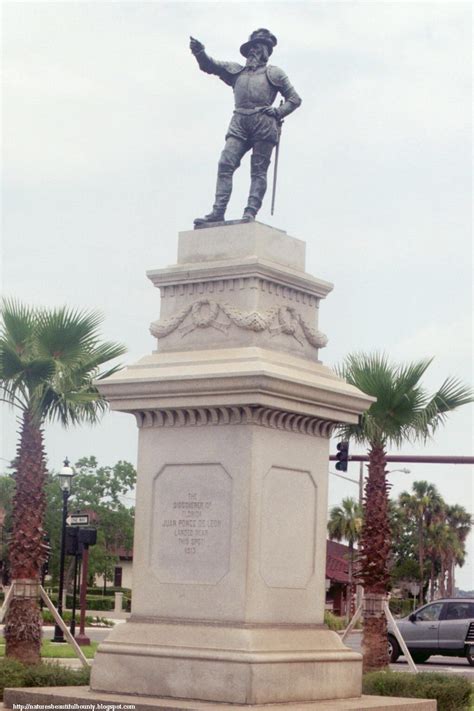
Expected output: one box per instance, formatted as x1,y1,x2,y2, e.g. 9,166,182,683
0,298,36,353
336,351,472,448
2,299,125,427
0,341,28,380
78,341,127,375
34,306,104,363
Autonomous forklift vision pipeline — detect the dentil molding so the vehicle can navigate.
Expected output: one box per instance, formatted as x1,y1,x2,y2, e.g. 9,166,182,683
133,405,336,437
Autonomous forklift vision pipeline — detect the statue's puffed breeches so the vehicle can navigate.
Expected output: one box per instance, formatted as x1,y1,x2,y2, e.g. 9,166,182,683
226,111,279,144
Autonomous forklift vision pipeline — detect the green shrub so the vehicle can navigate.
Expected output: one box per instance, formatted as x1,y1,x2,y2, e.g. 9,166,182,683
86,587,131,597
42,609,92,625
91,616,114,627
389,598,415,618
363,671,472,711
324,611,346,631
0,659,26,696
0,659,90,700
63,594,114,611
22,662,90,687
41,610,113,627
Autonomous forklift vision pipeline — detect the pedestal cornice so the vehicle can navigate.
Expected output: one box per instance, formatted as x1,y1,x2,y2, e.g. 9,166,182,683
147,258,333,301
96,347,374,426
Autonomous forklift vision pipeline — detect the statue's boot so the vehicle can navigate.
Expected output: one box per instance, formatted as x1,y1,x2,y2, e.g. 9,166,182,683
241,206,257,222
194,209,226,226
194,148,238,226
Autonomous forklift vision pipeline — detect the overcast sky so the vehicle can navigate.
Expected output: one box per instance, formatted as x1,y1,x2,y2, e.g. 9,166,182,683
2,2,473,589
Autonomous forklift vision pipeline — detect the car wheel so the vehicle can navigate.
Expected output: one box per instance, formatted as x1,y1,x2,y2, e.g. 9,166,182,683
411,652,430,664
388,635,400,663
467,652,474,667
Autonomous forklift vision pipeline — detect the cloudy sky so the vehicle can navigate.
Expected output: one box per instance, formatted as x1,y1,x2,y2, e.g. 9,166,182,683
2,2,473,588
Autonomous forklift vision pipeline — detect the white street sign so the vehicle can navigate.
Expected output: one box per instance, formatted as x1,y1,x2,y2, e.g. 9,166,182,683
67,513,89,526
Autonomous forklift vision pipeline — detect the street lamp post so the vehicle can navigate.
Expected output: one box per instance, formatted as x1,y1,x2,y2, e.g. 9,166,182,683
52,457,74,643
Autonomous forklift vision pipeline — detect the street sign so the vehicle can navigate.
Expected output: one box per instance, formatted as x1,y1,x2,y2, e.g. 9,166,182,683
67,513,89,526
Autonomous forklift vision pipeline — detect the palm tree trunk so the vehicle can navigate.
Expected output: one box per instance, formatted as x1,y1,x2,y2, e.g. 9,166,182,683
4,410,47,664
446,554,454,597
418,524,424,606
429,559,436,601
358,443,391,671
347,542,354,622
439,554,447,597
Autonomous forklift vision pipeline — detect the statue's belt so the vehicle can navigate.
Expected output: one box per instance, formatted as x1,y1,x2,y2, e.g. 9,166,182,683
233,106,271,115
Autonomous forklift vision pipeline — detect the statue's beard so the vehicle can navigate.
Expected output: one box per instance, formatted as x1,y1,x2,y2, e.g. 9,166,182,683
246,52,267,70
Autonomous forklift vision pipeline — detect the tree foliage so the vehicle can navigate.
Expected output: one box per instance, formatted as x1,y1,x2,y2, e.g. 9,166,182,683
336,352,472,673
392,483,472,600
1,457,136,589
0,299,125,663
48,457,136,586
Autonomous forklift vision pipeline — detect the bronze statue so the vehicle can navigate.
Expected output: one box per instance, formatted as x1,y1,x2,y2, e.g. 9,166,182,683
190,29,302,227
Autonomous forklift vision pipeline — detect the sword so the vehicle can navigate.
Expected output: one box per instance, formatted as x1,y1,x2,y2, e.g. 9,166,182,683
270,103,284,216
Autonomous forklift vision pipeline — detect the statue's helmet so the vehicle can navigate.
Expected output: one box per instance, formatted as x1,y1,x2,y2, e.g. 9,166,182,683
240,28,277,58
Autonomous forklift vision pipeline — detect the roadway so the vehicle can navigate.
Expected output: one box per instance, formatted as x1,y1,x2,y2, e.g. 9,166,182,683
342,631,474,679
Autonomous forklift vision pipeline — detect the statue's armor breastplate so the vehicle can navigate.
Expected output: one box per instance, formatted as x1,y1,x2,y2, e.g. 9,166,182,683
233,67,278,109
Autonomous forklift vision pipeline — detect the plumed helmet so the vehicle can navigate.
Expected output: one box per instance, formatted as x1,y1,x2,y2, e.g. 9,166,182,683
240,28,278,58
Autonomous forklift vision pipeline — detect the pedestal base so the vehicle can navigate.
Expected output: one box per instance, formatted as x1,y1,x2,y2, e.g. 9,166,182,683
93,222,378,707
3,687,437,711
91,620,362,704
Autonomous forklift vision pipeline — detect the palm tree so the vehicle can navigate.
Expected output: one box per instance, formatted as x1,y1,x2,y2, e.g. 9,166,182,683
328,497,363,619
399,481,444,605
426,521,445,600
0,299,125,663
337,353,472,672
444,505,472,596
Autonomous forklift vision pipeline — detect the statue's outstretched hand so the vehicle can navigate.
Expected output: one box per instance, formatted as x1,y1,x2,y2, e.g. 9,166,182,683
190,36,205,55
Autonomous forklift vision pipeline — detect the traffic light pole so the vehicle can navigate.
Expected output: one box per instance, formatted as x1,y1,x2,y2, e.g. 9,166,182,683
329,454,474,465
70,552,80,637
75,544,91,646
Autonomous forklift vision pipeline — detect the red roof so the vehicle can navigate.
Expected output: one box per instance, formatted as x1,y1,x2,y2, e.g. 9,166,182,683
326,540,354,584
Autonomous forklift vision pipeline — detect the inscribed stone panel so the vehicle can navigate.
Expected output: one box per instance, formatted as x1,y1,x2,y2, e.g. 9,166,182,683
151,463,232,585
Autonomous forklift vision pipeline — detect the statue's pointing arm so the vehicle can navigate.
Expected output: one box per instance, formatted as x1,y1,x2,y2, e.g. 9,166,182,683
189,36,241,87
267,66,302,119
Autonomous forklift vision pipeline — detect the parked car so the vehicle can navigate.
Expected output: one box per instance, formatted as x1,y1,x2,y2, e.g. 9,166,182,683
388,598,474,665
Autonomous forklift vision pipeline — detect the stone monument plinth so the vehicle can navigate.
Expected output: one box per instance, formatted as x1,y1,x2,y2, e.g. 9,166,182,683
4,222,436,709
90,222,373,705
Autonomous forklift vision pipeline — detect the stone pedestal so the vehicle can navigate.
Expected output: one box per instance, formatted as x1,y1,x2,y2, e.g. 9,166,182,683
91,222,374,705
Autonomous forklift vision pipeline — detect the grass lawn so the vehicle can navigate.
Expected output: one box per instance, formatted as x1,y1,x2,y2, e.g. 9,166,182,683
0,640,98,659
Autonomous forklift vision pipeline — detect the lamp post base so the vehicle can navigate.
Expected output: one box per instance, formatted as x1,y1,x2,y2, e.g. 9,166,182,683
51,625,66,643
74,633,91,646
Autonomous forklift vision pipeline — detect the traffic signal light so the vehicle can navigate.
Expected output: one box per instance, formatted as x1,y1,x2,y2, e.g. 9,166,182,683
335,441,349,472
65,526,97,556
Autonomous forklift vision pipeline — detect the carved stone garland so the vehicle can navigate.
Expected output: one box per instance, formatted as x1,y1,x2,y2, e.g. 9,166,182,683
150,299,328,349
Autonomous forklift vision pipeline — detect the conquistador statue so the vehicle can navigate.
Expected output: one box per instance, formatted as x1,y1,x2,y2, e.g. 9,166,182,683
190,28,302,226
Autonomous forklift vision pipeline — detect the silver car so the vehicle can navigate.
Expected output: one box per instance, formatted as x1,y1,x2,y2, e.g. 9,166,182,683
388,598,474,665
